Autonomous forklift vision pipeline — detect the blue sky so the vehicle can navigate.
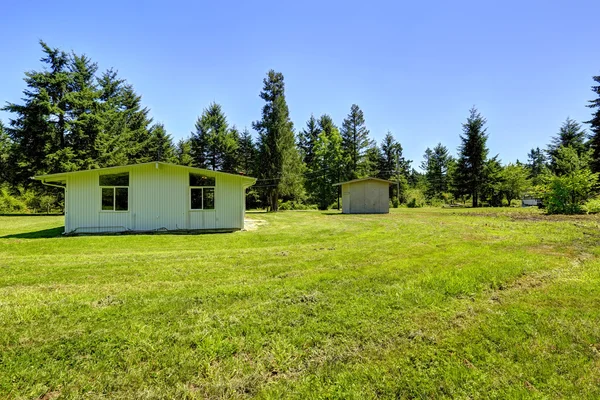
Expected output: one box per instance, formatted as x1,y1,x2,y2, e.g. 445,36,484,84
2,0,599,169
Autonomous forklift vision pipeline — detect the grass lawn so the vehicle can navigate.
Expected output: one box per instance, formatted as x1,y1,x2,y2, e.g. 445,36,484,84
1,208,600,399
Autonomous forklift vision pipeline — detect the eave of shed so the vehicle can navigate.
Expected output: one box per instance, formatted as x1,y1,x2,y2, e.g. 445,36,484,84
332,177,395,186
33,162,257,187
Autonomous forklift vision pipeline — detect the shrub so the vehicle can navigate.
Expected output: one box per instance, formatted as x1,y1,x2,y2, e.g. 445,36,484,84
278,200,316,211
582,198,600,214
405,189,425,208
0,185,28,213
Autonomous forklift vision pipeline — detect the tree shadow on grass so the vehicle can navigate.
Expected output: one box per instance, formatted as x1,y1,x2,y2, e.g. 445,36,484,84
1,226,65,239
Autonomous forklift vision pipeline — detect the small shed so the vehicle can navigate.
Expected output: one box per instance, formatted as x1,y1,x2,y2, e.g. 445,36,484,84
333,177,394,214
34,162,256,234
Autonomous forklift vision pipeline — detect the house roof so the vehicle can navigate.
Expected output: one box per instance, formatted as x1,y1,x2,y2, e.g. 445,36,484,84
332,177,396,186
34,162,257,187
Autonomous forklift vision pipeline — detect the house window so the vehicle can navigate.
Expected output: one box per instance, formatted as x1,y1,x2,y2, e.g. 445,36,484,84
190,173,215,210
100,172,129,211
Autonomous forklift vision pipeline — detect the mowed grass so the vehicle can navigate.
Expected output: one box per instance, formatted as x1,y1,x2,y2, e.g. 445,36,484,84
1,209,600,399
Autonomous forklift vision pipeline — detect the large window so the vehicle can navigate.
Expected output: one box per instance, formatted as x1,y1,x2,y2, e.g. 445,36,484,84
190,173,215,210
100,172,129,211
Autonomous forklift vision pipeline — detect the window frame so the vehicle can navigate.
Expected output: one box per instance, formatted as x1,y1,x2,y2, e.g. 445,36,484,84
189,186,215,211
100,185,129,212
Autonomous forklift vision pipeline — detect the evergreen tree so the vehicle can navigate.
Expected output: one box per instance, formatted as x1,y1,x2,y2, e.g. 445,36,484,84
480,156,503,206
340,104,373,179
191,102,237,171
118,85,154,164
308,126,344,209
253,70,304,211
66,53,102,170
421,143,452,199
455,107,489,207
238,128,257,175
222,126,241,172
547,117,587,168
0,121,12,184
298,115,320,165
145,123,176,162
526,147,546,185
175,138,193,166
2,41,71,183
586,74,600,173
363,144,382,177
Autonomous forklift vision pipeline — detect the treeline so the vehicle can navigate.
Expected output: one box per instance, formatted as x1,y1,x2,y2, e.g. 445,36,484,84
1,41,600,214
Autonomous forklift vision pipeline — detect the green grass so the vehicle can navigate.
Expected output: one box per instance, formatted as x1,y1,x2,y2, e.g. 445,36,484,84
1,208,600,399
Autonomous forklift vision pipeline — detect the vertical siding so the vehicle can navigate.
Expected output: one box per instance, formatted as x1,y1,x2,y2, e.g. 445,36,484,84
64,163,247,233
344,180,390,214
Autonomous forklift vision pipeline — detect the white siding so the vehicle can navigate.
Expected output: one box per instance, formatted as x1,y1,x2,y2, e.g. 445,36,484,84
343,180,390,214
64,163,249,233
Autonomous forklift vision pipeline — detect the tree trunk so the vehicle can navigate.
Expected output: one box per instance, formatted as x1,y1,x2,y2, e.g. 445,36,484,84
270,189,279,212
472,191,478,208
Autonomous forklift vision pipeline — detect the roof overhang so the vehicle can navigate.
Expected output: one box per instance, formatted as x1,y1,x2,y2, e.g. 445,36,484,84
33,162,257,187
333,177,396,186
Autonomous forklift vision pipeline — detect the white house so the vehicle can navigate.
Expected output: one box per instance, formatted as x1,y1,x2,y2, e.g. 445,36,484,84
333,177,393,214
34,162,256,234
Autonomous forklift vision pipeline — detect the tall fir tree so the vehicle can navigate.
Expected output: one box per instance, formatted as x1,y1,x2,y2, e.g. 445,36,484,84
117,85,154,164
340,104,373,179
238,128,257,175
547,117,587,168
377,131,410,202
298,115,320,165
526,147,546,186
308,125,344,209
2,41,71,183
455,107,489,207
145,123,176,162
0,121,12,184
191,102,238,171
253,70,304,211
586,74,600,173
421,143,452,199
175,138,193,166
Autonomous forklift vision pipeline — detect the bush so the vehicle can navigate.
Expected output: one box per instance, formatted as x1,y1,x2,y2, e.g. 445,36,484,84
278,200,317,211
582,198,600,214
0,186,28,213
405,189,425,208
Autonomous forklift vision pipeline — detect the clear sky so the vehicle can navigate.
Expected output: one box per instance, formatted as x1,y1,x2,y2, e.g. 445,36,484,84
1,0,599,169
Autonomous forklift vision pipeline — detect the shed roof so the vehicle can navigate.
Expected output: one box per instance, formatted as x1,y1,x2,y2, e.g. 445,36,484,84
33,162,257,187
332,177,396,186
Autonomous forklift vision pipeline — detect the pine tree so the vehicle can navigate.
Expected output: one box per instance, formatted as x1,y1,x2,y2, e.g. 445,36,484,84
340,104,373,179
222,126,241,172
146,123,176,162
119,85,154,164
309,126,344,209
586,74,600,173
455,107,489,207
480,156,503,206
547,117,587,168
2,41,71,183
0,121,12,184
253,70,303,211
95,69,130,167
238,128,257,175
526,147,546,185
298,115,320,165
421,143,452,199
175,138,193,166
66,53,102,170
191,102,235,171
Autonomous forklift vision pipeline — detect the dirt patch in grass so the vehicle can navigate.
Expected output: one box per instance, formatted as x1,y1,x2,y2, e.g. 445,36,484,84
243,219,267,231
